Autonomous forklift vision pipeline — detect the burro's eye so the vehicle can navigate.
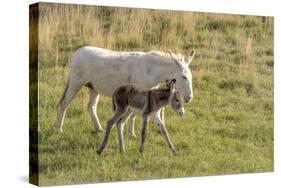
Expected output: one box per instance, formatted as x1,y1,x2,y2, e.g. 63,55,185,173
182,76,187,80
176,99,179,103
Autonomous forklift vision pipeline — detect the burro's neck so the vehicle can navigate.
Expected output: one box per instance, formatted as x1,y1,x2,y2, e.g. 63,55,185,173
147,54,180,83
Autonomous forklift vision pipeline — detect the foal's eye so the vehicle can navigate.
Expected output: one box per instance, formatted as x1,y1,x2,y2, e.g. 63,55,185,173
182,76,187,80
176,100,179,103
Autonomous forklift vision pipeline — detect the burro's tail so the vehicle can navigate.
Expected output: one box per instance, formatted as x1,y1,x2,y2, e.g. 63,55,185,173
57,77,70,109
112,90,117,112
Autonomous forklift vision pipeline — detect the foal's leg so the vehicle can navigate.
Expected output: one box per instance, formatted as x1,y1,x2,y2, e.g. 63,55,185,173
153,114,176,154
139,115,149,153
55,79,82,132
153,109,164,134
117,111,133,153
88,88,103,132
96,109,126,155
128,112,137,138
160,107,165,124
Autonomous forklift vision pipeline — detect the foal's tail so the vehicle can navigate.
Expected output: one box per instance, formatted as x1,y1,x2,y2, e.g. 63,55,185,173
57,77,70,109
112,90,117,112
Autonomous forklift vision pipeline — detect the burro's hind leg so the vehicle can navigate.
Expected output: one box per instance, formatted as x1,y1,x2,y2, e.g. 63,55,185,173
139,114,149,153
55,78,83,132
153,113,176,154
88,87,103,132
96,107,127,155
117,111,133,153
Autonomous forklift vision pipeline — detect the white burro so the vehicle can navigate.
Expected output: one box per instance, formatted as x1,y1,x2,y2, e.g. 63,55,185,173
55,47,195,137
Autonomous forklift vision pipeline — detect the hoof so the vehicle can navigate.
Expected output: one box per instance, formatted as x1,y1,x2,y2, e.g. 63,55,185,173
96,149,102,155
157,129,162,134
55,126,63,133
55,123,63,133
130,134,137,139
96,128,104,133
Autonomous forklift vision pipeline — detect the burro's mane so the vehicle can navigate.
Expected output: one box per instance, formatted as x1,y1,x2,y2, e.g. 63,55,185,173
113,49,184,64
149,50,184,61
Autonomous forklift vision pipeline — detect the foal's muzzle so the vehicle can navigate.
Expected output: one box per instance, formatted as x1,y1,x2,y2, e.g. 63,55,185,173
184,96,192,103
178,107,185,117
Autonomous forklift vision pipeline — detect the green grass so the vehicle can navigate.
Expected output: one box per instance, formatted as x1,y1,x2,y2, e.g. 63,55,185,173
34,3,273,186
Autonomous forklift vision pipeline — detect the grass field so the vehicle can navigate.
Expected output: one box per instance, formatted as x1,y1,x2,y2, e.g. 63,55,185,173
32,3,273,186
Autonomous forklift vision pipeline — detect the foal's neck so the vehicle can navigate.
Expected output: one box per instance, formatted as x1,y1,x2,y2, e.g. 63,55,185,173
151,89,171,109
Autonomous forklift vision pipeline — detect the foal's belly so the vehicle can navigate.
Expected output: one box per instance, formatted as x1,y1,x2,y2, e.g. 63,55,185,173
128,106,160,118
129,107,143,115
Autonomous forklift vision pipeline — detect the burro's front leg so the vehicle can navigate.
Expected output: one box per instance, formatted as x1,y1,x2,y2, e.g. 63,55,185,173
139,114,149,153
153,113,176,154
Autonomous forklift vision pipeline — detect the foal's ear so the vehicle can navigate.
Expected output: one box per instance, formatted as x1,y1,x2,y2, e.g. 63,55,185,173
169,79,176,92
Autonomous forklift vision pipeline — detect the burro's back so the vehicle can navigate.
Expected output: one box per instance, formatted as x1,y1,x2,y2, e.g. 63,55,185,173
70,46,155,97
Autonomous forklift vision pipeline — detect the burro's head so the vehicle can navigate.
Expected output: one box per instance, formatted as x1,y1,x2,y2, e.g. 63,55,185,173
168,79,185,117
169,51,195,103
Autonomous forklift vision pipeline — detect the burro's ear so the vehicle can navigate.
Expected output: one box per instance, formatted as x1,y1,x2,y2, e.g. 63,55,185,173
185,50,195,66
169,79,176,92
